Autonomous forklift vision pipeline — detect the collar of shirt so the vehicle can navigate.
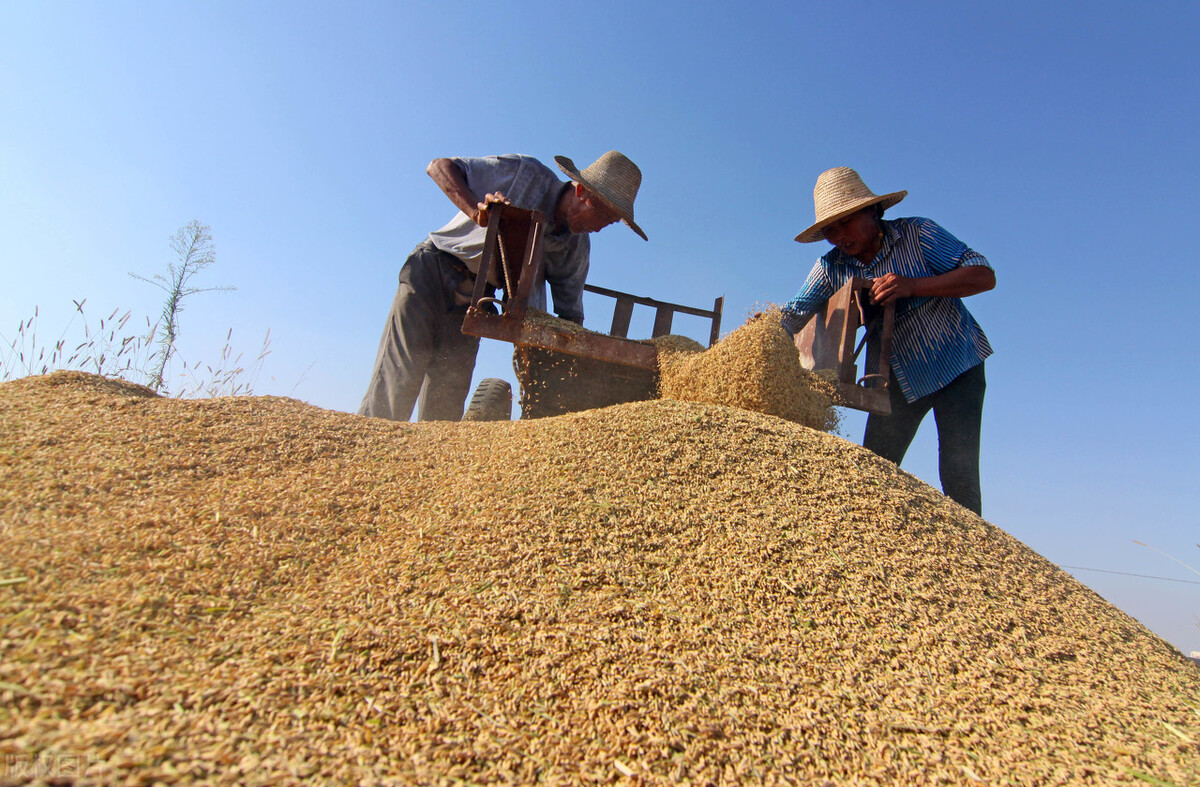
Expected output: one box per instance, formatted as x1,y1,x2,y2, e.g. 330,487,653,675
541,181,573,240
829,219,901,273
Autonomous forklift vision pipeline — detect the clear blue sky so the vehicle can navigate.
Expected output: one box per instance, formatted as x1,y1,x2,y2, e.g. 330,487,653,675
3,1,1198,654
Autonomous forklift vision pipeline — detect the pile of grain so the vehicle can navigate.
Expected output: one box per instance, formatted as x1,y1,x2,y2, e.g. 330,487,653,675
649,334,705,355
658,308,840,432
517,309,832,430
2,372,1198,786
524,308,705,356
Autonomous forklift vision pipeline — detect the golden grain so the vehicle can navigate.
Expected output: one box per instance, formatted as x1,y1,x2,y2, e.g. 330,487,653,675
658,307,840,432
0,371,1197,786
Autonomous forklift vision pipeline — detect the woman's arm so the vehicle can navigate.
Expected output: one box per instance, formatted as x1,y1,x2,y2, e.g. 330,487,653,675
870,265,996,305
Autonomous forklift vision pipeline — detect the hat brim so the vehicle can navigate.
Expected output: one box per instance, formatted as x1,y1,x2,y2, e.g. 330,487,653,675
555,155,648,241
794,190,907,243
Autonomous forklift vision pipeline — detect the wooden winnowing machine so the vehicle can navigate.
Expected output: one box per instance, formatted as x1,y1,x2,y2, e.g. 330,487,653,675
793,277,895,415
458,203,724,418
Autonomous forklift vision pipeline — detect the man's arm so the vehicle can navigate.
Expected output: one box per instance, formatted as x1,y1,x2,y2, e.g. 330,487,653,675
426,158,510,226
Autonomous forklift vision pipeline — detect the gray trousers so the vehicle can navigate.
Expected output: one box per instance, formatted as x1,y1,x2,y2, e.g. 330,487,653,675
358,241,481,422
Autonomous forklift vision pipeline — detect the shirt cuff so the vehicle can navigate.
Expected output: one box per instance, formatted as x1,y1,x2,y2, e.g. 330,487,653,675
780,311,807,338
960,251,992,269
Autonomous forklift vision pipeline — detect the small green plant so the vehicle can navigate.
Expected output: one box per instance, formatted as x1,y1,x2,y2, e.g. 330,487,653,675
130,220,235,394
1,220,269,397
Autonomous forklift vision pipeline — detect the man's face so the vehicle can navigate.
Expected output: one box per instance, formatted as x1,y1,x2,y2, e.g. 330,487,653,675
822,207,879,258
570,188,622,234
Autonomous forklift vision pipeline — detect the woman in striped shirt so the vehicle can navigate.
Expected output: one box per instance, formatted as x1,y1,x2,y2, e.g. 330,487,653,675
782,167,996,515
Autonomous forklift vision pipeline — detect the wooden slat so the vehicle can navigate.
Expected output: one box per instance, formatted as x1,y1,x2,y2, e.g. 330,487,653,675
708,296,724,347
462,309,658,370
610,297,635,338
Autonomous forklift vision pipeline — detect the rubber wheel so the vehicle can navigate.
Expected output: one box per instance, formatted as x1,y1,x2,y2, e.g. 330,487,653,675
462,378,513,421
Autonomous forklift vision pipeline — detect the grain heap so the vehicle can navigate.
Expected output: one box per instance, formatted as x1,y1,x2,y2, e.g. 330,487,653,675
2,372,1198,786
522,308,704,356
658,307,840,432
649,334,705,356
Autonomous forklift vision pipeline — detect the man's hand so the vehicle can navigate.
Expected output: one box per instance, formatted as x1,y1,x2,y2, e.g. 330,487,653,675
427,158,512,227
474,192,511,227
870,273,915,305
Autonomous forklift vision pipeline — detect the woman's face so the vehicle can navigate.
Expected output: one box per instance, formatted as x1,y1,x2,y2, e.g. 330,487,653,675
822,207,880,260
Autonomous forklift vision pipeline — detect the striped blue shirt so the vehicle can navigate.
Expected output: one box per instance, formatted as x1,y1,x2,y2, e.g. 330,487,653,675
781,217,993,402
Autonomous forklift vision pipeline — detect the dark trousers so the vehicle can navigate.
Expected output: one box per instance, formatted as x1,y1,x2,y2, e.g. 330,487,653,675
863,363,986,515
358,241,480,422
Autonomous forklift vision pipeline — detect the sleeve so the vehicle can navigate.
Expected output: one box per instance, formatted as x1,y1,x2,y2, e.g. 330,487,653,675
448,155,524,204
781,260,834,336
915,218,992,274
544,232,590,324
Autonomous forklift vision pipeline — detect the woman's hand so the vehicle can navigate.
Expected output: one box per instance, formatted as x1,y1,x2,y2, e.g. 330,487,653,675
870,266,996,304
870,273,915,305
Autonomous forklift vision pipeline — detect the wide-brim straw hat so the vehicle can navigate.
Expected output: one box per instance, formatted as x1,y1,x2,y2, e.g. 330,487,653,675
555,151,648,241
795,167,907,243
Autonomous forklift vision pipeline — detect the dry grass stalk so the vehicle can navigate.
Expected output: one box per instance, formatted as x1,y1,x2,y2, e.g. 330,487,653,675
2,372,1198,786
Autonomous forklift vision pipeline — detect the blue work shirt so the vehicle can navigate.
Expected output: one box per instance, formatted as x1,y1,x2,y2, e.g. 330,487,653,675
782,217,993,402
428,154,590,324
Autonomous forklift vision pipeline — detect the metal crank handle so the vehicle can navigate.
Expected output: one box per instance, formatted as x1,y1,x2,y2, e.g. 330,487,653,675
474,297,506,314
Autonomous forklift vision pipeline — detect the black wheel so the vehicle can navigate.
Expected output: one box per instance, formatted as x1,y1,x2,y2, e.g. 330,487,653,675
462,378,512,421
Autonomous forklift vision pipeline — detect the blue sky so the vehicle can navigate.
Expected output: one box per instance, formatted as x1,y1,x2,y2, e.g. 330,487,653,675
3,1,1198,654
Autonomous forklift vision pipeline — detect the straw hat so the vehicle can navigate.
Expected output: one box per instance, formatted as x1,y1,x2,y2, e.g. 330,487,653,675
794,167,907,243
555,151,647,240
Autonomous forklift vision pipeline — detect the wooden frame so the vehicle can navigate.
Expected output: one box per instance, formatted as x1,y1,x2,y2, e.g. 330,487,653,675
793,277,894,415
